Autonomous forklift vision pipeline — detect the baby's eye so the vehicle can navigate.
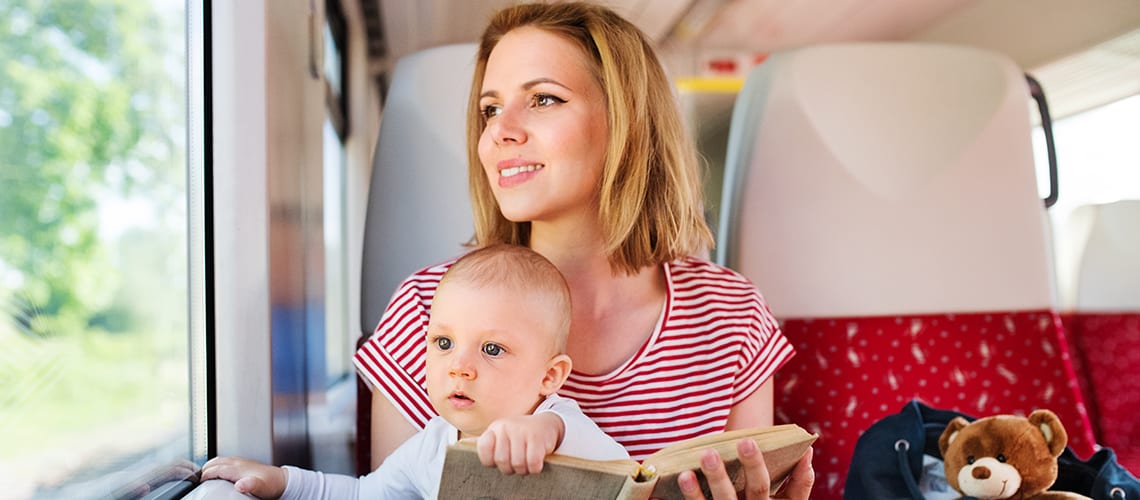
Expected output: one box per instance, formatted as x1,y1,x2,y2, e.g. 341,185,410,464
532,93,565,108
481,104,502,120
481,342,504,357
433,337,453,351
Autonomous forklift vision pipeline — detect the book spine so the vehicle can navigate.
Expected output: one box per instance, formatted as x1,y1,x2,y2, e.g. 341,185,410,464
616,475,658,500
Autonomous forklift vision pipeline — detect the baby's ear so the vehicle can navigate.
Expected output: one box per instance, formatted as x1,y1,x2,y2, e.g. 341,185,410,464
539,354,572,395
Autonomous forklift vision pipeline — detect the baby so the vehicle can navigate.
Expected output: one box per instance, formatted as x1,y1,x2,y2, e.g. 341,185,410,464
201,244,628,498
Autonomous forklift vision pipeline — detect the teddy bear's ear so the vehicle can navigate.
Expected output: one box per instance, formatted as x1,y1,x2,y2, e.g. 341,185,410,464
939,416,971,456
1028,409,1069,457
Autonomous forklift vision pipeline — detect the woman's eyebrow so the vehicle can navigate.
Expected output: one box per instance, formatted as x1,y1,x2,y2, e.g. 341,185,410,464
522,77,573,92
479,77,574,100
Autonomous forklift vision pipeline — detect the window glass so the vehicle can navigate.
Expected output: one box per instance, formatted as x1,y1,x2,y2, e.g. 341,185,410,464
323,119,349,382
0,0,199,497
320,0,350,385
323,23,343,102
1035,94,1140,220
1036,95,1140,309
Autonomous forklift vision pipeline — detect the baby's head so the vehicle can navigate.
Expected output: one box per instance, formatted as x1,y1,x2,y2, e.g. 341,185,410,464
424,244,572,437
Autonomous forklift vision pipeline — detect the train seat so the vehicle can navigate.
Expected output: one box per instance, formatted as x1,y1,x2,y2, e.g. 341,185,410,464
356,43,477,475
716,42,1096,498
1059,200,1140,474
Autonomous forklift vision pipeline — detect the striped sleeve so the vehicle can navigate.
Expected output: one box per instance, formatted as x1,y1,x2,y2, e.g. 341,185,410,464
731,281,795,404
353,263,452,429
667,260,794,407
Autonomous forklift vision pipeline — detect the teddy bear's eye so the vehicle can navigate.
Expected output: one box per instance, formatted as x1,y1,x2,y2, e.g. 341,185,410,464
997,454,1007,463
967,456,975,465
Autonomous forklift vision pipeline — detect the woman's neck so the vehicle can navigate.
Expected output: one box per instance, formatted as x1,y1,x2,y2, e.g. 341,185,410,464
529,221,667,374
529,221,613,290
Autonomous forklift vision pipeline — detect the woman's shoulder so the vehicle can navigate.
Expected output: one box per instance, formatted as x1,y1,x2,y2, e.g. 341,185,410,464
396,256,460,290
669,256,757,288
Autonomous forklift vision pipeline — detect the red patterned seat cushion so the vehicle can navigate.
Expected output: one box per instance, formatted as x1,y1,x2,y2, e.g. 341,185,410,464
774,309,1096,499
1063,313,1140,475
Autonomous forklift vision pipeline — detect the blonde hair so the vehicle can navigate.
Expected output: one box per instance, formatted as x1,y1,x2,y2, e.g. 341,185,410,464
439,244,572,352
466,2,714,275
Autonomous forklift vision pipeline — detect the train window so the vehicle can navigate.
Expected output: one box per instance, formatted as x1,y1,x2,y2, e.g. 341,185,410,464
1035,94,1140,221
322,121,350,382
323,0,347,139
321,0,350,386
0,0,205,497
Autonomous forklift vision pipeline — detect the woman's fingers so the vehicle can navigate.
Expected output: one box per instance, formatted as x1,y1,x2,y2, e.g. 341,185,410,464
700,449,740,500
736,438,770,500
678,469,705,499
676,440,812,500
774,446,814,500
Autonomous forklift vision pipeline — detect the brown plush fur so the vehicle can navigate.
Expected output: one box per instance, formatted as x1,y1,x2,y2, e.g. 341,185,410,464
938,409,1091,500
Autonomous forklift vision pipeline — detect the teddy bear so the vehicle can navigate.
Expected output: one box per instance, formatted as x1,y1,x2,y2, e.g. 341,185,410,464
938,409,1091,500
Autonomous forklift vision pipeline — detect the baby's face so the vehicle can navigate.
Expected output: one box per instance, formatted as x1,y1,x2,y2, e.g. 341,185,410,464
424,281,563,437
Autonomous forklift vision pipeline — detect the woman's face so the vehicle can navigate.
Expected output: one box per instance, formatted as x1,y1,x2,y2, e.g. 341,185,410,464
476,27,609,227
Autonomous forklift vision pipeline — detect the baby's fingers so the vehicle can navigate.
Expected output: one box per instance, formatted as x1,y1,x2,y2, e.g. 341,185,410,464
233,476,264,495
476,433,498,468
523,440,546,475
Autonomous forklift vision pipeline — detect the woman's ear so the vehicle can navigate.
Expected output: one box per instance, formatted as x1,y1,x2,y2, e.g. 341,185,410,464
539,354,573,396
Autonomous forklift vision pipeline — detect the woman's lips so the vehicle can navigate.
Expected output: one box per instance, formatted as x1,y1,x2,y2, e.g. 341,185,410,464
496,160,544,188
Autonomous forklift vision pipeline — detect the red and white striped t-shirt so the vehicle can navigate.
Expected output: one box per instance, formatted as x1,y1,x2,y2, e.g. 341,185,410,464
354,256,794,460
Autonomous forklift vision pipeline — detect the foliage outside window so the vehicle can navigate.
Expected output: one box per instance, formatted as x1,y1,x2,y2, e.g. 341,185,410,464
0,0,194,497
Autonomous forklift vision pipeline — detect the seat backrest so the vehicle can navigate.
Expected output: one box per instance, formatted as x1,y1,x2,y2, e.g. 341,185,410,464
356,43,477,475
1060,200,1140,473
717,42,1095,498
359,43,477,339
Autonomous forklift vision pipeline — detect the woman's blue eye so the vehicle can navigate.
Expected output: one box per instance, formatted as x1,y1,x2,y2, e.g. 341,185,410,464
434,337,452,350
482,343,503,356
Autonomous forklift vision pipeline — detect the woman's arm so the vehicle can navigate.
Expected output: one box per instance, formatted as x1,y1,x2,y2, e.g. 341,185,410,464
369,388,418,470
724,379,774,430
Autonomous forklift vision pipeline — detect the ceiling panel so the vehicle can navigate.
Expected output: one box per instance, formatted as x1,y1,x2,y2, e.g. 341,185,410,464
364,0,1140,116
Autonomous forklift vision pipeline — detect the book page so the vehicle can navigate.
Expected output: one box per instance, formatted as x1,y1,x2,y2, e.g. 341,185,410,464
644,424,815,474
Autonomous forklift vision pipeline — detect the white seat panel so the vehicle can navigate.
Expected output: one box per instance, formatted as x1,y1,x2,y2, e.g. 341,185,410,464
1074,200,1140,311
718,43,1054,318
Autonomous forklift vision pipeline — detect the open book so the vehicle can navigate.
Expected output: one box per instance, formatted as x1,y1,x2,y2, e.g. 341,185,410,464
438,423,818,500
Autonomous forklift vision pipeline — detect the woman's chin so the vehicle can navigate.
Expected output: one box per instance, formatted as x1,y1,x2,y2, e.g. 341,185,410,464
496,206,538,223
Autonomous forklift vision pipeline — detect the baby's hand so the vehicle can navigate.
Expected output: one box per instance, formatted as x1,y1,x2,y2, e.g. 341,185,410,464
201,456,287,499
476,412,565,475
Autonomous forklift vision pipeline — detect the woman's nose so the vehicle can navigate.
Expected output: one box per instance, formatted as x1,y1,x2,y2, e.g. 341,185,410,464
489,105,527,145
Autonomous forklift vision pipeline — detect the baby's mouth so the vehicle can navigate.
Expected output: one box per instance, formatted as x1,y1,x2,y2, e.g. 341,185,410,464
448,391,475,407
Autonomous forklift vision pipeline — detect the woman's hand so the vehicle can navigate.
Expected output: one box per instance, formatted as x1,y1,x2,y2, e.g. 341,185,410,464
676,439,814,500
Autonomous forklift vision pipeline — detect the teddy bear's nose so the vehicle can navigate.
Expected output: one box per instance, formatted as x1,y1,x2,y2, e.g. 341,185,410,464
972,467,992,480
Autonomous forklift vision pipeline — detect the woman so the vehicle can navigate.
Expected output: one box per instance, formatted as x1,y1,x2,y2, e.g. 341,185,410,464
354,3,813,499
